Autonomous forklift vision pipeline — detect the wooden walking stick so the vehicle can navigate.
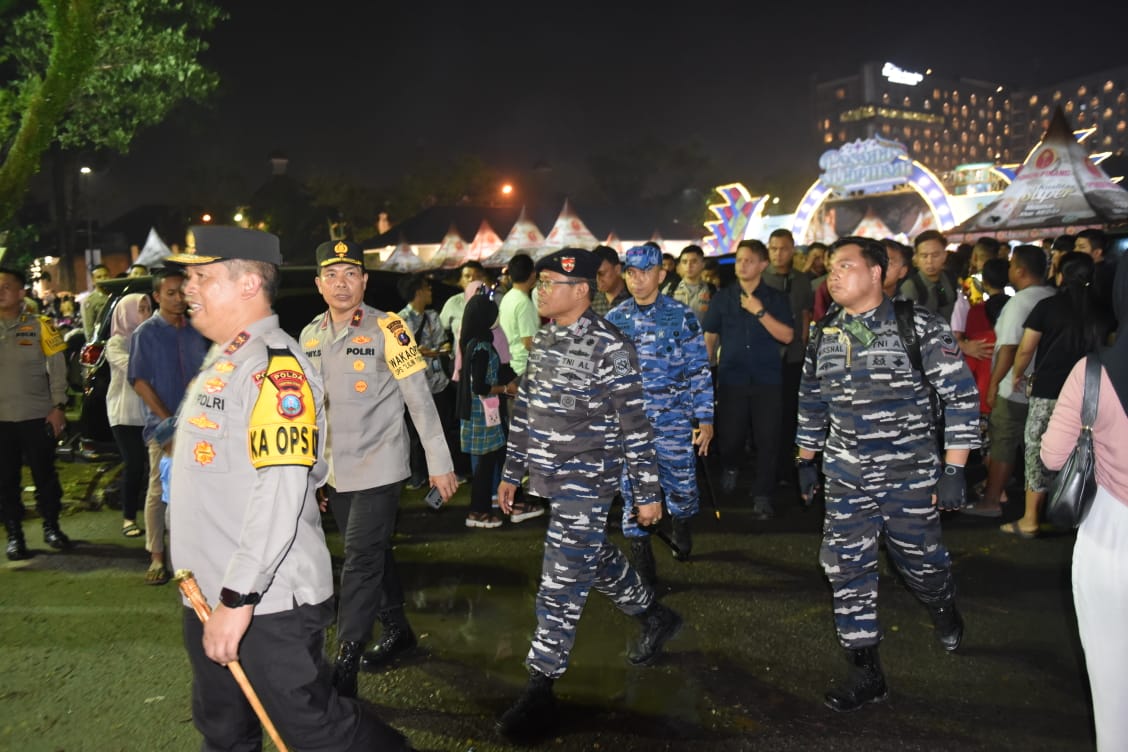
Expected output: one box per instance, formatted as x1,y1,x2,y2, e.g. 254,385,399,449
175,570,289,752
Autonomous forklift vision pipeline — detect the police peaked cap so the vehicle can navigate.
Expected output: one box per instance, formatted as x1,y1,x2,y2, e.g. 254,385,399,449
316,239,365,267
166,226,283,266
535,248,600,279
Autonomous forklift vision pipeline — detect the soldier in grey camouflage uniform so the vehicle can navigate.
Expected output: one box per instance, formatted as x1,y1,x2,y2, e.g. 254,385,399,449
495,248,684,743
796,237,979,713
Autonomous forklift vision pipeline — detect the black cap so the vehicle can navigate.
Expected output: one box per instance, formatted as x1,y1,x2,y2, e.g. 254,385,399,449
166,226,282,266
535,248,600,279
316,239,365,267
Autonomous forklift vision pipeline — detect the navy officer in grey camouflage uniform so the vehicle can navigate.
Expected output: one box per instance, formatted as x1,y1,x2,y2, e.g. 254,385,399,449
796,236,979,713
495,248,684,742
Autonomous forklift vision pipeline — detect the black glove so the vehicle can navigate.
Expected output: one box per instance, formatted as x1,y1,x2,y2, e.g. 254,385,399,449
935,464,967,511
797,458,820,501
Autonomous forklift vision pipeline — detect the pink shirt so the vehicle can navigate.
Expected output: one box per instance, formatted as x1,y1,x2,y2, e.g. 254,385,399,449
1041,359,1128,505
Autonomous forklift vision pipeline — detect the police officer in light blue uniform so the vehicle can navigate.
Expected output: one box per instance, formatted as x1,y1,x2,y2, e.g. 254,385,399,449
494,248,685,743
796,236,979,714
606,245,713,585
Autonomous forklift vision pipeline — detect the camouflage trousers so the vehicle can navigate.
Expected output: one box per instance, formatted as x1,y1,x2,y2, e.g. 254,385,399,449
526,495,654,679
619,417,700,539
819,479,955,649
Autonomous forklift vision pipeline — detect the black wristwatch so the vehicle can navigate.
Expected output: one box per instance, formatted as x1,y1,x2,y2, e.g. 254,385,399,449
795,456,817,468
752,308,767,319
219,587,261,608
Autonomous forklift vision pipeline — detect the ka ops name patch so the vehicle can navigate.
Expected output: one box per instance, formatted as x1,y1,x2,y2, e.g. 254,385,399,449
248,349,319,468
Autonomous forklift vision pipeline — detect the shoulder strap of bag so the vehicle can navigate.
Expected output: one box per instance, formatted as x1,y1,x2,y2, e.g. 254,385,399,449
1082,355,1101,428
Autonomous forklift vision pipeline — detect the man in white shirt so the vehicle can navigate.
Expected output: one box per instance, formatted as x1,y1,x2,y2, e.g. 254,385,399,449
968,245,1053,518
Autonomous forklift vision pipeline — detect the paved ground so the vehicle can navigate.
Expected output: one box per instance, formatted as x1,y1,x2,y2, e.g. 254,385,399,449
0,459,1095,751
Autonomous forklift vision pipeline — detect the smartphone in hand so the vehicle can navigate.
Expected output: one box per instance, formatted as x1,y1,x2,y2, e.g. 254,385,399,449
424,486,444,510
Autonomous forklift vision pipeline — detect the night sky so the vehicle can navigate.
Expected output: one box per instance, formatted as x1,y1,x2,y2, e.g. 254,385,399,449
83,0,1128,223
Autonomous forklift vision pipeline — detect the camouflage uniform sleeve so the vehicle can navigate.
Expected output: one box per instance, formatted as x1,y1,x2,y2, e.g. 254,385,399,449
682,309,714,424
917,309,981,449
795,332,828,451
603,338,661,505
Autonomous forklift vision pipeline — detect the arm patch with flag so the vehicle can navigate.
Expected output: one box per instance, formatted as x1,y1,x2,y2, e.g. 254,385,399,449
248,348,318,468
379,313,426,379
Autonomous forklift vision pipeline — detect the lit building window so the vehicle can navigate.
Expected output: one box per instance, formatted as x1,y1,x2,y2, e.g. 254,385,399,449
903,96,912,107
903,126,912,137
1118,93,1127,105
823,118,831,129
835,87,846,100
1104,80,1115,93
960,105,969,118
953,91,960,103
942,102,951,116
1078,85,1087,97
913,139,922,151
882,123,892,134
1029,94,1039,106
978,108,986,119
839,129,847,140
1065,100,1075,113
882,92,890,104
969,146,978,158
1104,135,1113,145
1117,121,1126,133
1078,112,1087,124
1105,107,1114,120
978,133,986,145
824,132,834,143
924,99,932,110
1041,105,1050,117
1053,90,1062,101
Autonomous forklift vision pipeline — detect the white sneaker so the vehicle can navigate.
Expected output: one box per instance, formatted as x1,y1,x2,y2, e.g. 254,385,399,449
510,502,546,523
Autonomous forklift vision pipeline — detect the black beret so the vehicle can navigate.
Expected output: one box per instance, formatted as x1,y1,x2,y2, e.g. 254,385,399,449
166,226,282,266
535,248,600,279
316,239,365,267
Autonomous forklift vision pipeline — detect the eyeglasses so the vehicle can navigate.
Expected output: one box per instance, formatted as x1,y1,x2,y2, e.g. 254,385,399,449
535,278,586,292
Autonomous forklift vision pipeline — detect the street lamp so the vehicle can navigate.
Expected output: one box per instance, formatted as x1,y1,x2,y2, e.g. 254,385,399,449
79,166,94,275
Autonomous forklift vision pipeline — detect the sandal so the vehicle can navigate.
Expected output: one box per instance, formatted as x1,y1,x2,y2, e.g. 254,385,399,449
145,563,170,586
999,521,1038,539
122,521,143,538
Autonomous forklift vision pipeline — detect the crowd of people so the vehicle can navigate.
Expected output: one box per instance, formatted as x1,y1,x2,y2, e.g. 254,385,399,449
0,221,1123,749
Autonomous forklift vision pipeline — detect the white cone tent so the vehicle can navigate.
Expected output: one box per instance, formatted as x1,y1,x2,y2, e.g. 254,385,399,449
603,231,622,253
379,238,426,272
427,224,470,269
535,199,598,259
134,227,171,268
467,219,503,262
948,107,1128,241
482,207,546,268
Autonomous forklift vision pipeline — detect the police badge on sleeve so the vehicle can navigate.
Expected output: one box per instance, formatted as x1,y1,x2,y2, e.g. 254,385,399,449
248,348,318,469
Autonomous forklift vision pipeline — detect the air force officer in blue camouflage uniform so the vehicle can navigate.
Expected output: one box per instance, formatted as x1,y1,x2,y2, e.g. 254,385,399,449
495,248,684,742
796,237,979,713
606,244,713,585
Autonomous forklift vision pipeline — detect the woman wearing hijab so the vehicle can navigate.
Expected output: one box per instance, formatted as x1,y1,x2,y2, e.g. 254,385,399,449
106,292,152,537
1041,259,1128,750
458,294,513,528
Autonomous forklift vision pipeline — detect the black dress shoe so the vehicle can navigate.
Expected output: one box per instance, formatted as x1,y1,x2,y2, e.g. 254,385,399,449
928,603,964,652
333,640,364,698
6,527,30,561
360,624,417,672
43,523,72,550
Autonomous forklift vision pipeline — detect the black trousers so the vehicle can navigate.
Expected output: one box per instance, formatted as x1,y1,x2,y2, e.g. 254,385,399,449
716,383,782,500
470,447,505,514
407,383,467,482
329,482,408,643
0,419,62,526
111,424,148,521
183,600,407,751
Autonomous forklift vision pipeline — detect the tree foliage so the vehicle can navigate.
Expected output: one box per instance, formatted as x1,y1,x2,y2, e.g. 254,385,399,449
0,0,224,232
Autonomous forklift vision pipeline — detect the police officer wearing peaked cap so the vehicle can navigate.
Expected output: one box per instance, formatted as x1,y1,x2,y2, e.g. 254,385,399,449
301,238,458,698
167,227,408,750
495,247,684,742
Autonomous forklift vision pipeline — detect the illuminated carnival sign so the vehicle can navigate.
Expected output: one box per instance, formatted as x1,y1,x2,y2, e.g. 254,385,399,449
881,62,925,86
703,183,768,256
819,137,914,194
791,160,958,241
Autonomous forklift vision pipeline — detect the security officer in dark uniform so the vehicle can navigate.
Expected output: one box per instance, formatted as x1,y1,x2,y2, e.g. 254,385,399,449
796,236,979,713
0,266,71,559
495,248,683,743
167,227,406,751
300,240,457,698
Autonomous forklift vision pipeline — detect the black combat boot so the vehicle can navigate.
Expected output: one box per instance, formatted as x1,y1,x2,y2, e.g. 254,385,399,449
5,520,30,561
928,602,964,652
497,670,557,742
360,616,417,673
670,517,692,561
42,521,71,550
824,646,888,712
628,601,683,666
333,640,364,698
628,537,657,589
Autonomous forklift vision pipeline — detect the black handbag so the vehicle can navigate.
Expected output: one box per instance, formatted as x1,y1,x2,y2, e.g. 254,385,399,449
1045,355,1101,529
